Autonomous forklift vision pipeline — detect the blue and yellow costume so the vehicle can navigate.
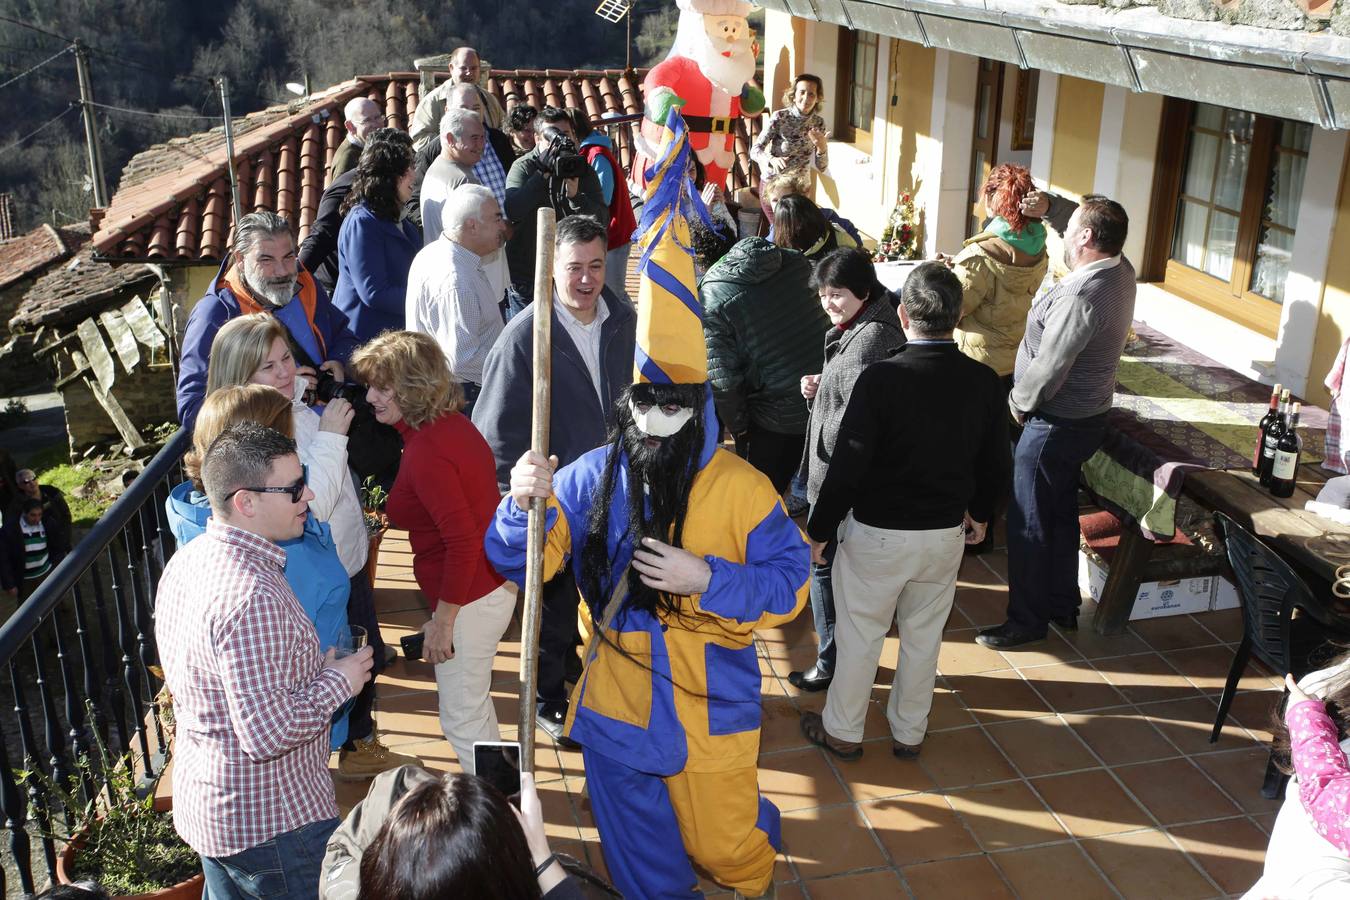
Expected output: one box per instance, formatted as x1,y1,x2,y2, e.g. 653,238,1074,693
485,111,810,899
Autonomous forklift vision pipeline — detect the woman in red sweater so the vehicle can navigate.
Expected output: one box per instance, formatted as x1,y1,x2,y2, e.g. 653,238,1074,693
352,331,512,773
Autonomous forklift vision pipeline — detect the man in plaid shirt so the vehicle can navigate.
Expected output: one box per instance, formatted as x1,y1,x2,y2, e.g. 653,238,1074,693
157,422,374,899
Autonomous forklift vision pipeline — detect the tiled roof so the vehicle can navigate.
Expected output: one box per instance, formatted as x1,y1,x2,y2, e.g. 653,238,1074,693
92,69,764,264
12,233,157,330
0,224,79,292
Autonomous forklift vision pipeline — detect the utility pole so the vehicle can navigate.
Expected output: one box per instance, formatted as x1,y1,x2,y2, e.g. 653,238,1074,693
73,40,109,208
216,77,243,236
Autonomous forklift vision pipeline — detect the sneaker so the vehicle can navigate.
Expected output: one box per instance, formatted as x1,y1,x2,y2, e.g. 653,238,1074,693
536,700,580,748
336,737,423,781
975,623,1047,650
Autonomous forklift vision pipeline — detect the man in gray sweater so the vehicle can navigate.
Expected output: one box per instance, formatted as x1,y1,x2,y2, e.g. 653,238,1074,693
977,193,1134,649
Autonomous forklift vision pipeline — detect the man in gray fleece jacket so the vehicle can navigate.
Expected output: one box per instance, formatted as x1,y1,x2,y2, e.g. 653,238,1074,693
977,192,1135,649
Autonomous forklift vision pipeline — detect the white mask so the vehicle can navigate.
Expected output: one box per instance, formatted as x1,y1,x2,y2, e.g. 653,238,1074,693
630,400,695,438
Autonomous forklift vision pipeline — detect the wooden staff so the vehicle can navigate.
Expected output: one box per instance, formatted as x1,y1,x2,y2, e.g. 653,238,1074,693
519,206,556,773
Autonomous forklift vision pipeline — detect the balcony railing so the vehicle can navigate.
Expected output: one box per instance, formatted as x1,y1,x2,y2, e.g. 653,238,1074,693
0,430,189,898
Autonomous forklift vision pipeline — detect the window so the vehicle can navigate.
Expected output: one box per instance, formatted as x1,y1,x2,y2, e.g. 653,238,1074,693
835,29,878,149
1150,100,1312,335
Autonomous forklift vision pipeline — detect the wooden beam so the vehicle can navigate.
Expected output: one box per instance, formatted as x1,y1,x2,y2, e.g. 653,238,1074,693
81,375,147,451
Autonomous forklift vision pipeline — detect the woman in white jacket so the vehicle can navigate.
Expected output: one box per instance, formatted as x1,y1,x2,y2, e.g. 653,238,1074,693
206,313,419,780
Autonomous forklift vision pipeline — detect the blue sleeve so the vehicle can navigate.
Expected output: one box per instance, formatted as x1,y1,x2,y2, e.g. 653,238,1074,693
698,505,810,624
591,154,615,206
340,216,406,336
483,497,562,588
175,297,231,430
312,278,359,365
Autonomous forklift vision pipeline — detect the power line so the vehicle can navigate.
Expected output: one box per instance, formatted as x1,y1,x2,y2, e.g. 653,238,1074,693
0,13,72,44
84,99,219,121
0,45,70,91
0,105,77,158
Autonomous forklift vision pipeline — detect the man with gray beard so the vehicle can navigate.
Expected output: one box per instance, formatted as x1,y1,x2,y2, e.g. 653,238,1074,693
176,211,361,430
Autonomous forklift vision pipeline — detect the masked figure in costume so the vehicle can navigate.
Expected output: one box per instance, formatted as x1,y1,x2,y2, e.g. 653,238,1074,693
486,111,808,900
635,0,765,190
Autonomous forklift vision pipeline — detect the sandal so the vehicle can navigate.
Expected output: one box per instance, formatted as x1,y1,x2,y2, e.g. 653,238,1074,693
800,712,863,762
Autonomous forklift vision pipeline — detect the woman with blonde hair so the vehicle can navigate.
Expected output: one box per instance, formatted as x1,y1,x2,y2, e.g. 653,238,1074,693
165,385,355,749
351,331,511,773
207,313,419,780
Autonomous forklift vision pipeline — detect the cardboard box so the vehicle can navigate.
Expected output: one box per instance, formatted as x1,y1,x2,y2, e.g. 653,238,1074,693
1078,552,1240,621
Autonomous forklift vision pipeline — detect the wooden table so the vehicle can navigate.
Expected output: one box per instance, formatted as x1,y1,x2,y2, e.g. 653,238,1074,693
1092,463,1350,634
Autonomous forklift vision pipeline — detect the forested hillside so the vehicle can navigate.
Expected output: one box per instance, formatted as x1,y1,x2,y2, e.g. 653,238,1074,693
0,0,685,233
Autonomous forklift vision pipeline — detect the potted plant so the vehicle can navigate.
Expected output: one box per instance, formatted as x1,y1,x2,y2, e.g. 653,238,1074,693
24,717,201,898
361,476,389,588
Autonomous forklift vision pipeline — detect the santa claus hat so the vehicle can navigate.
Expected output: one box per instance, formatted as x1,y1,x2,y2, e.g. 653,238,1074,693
677,0,756,15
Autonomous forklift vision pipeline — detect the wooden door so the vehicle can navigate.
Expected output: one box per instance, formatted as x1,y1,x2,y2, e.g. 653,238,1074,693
967,59,1004,237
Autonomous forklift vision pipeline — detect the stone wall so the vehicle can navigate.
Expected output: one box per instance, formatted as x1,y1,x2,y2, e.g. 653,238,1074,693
53,355,176,457
1086,0,1338,29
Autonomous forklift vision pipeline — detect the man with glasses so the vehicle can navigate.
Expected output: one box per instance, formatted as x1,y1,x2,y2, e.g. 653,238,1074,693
329,98,387,180
157,422,374,900
1,469,71,599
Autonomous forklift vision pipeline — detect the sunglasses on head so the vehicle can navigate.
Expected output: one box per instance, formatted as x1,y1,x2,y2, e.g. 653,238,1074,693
225,465,308,504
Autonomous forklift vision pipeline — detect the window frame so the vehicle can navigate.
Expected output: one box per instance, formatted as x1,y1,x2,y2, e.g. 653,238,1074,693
1145,98,1309,338
834,28,877,153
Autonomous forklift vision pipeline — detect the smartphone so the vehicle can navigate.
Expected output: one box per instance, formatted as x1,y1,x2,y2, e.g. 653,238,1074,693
400,632,425,661
473,740,523,806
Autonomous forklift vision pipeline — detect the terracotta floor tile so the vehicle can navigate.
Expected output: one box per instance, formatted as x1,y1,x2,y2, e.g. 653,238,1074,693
1016,661,1129,713
1029,770,1151,837
994,629,1085,669
1094,651,1202,705
946,780,1068,850
991,842,1117,900
976,550,1010,582
1058,623,1151,660
1080,828,1219,899
959,553,1008,587
1251,811,1278,835
1191,607,1245,643
1191,748,1282,815
1169,816,1269,894
860,791,980,865
780,805,889,878
1063,710,1180,766
945,669,1053,722
760,696,813,753
1138,695,1258,755
802,869,907,899
900,855,1016,899
1226,689,1282,740
756,747,850,812
985,716,1097,776
831,737,937,803
923,684,976,732
938,628,1014,676
1114,758,1241,825
917,726,1019,788
792,685,892,740
1164,644,1282,695
954,585,1012,627
372,690,442,745
1129,615,1225,653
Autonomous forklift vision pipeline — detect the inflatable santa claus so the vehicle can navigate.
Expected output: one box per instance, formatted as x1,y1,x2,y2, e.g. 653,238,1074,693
635,0,764,189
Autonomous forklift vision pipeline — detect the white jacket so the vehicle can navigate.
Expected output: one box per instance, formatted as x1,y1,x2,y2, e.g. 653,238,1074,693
291,380,369,576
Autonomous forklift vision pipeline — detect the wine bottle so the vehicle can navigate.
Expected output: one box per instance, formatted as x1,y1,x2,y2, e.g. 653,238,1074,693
1270,402,1302,498
1251,383,1282,475
1258,389,1291,486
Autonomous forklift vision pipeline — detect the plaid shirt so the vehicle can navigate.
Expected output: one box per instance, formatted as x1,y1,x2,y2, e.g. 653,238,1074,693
156,518,350,858
473,140,508,208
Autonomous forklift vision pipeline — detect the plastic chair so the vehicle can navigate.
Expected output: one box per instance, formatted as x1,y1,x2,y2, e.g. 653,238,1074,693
1213,512,1350,796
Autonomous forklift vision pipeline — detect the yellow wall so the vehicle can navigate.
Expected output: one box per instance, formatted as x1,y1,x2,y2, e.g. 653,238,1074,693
1048,76,1103,201
1305,148,1350,410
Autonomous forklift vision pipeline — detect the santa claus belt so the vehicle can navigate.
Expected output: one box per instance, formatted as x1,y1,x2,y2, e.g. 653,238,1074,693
683,114,737,135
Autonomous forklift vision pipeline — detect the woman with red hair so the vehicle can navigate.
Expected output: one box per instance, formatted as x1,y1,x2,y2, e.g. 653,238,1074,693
949,163,1048,379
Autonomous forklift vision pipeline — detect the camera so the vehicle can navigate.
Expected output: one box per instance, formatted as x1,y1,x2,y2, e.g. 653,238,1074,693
313,370,366,407
536,126,589,180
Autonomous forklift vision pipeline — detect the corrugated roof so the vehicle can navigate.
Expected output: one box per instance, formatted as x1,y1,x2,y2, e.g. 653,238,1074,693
91,68,763,264
0,224,78,292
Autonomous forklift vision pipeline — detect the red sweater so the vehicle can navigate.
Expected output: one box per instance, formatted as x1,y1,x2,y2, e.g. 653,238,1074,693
387,413,505,608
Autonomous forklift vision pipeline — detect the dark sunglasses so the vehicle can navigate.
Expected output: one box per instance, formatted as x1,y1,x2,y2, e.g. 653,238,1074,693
225,465,308,504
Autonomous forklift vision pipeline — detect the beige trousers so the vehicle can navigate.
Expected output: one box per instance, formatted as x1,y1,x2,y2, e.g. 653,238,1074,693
434,581,516,773
822,515,965,746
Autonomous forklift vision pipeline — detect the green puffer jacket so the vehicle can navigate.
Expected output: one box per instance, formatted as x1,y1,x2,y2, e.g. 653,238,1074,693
700,238,831,436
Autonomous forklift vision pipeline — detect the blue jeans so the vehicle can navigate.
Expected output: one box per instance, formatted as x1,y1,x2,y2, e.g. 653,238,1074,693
506,282,532,321
1005,412,1106,633
201,817,338,900
809,537,838,673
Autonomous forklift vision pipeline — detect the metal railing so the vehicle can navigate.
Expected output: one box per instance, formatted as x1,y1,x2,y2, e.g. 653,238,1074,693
0,429,190,898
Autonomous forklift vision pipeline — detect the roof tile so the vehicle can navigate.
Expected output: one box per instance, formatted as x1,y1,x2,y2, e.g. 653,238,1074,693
0,224,73,291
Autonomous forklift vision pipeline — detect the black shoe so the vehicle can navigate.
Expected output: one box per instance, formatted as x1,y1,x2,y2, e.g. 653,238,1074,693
975,623,1047,649
1051,613,1079,632
564,651,583,686
536,701,579,747
787,663,833,692
892,740,922,760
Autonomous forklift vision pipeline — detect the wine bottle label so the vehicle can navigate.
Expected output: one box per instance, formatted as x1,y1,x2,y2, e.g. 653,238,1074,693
1272,450,1298,480
1262,433,1279,458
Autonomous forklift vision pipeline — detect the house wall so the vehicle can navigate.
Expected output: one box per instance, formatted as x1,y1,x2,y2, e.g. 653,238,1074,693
1306,148,1350,410
57,361,177,453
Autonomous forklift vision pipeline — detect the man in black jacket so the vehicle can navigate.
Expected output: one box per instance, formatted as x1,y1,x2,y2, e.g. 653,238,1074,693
799,263,1011,762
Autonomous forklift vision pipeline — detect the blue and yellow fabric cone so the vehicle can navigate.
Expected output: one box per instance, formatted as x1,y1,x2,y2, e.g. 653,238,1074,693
632,109,723,385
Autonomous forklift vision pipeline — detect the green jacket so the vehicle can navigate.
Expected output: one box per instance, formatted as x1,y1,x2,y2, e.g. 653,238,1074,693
700,238,830,436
